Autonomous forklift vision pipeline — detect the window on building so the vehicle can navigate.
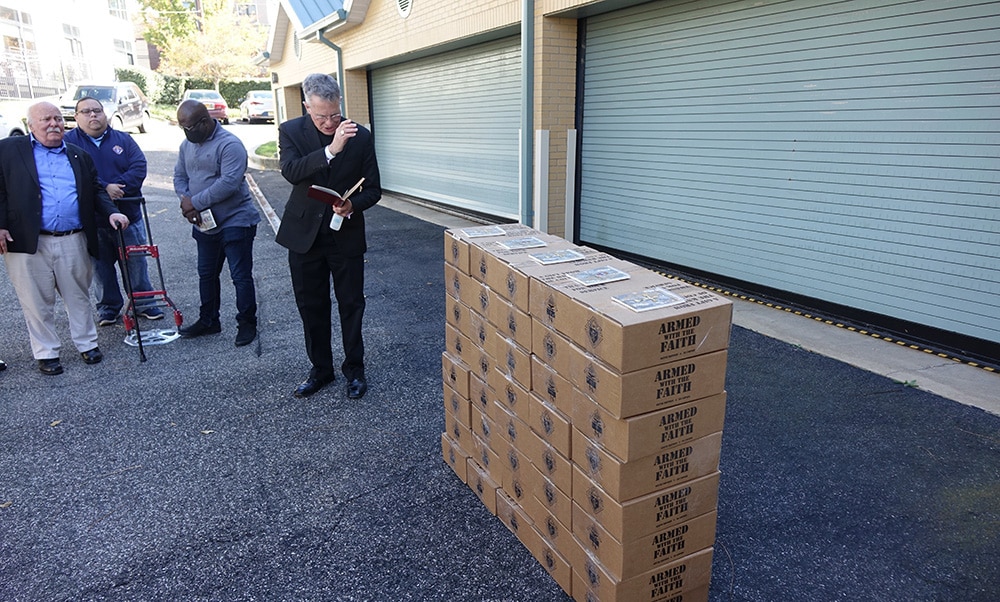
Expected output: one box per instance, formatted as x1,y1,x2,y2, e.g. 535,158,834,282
0,5,31,25
108,0,128,20
114,38,134,65
63,24,83,57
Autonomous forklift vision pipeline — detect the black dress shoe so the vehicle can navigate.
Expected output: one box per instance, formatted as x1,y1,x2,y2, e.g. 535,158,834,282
80,348,103,365
294,373,336,398
179,321,222,338
346,377,368,400
38,358,64,375
0,359,6,371
235,323,257,347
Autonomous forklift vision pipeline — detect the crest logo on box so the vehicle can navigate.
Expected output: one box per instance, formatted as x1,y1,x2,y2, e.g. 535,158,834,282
510,514,519,532
476,479,484,495
451,241,459,261
507,314,517,334
479,357,489,378
481,417,491,438
590,413,604,438
585,447,601,472
544,550,555,570
479,387,488,408
514,480,523,498
587,317,602,346
506,385,516,407
507,421,517,441
506,272,516,297
506,350,516,373
479,290,489,312
451,276,460,296
545,482,555,504
508,450,519,471
586,592,598,602
478,325,486,345
588,488,603,513
454,337,462,354
541,412,553,435
480,449,490,467
479,257,487,278
546,516,558,538
543,450,555,472
448,449,455,464
449,367,456,384
543,334,555,360
585,364,598,392
452,305,460,322
587,561,600,586
546,296,556,321
449,394,459,413
546,377,556,400
588,526,601,549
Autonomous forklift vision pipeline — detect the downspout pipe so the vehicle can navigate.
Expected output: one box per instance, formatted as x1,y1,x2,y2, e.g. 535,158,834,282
520,0,535,227
317,11,348,114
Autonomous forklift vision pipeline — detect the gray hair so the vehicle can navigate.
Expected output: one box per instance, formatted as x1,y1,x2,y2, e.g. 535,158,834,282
302,73,341,104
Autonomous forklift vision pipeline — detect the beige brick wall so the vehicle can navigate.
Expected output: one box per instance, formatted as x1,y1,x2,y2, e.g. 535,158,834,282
270,0,607,236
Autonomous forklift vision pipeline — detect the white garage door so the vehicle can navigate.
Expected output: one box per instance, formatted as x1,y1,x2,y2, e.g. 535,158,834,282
372,36,522,219
579,0,1000,346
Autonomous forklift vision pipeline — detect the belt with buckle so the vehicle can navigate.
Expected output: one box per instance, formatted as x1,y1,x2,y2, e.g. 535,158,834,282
39,228,84,236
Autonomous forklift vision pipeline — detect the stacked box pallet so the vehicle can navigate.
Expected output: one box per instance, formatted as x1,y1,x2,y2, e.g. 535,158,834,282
441,225,733,602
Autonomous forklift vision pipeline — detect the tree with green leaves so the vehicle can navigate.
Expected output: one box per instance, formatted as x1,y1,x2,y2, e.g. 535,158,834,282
136,0,268,89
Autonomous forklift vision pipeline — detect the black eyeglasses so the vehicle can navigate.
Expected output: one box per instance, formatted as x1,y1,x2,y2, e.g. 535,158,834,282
181,116,209,132
77,107,104,116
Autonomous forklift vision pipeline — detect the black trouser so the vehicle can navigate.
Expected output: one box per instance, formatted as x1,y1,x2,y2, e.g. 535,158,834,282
288,230,365,381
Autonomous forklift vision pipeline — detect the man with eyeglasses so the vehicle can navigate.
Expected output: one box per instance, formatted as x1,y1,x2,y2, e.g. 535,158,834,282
0,101,129,375
173,99,260,348
65,96,164,326
276,73,381,400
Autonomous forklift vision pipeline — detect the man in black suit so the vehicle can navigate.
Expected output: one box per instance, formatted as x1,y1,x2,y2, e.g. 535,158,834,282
0,101,129,375
277,73,382,399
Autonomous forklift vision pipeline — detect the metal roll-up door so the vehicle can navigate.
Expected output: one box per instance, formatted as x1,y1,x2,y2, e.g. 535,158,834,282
579,0,1000,346
371,37,521,219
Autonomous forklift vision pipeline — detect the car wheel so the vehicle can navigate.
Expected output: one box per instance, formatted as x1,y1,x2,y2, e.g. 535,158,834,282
138,111,149,134
223,117,230,125
113,115,125,131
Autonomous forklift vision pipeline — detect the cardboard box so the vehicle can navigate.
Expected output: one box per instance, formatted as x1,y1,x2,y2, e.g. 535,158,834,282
530,272,733,373
444,261,492,315
442,406,473,456
441,433,469,483
443,261,468,299
491,334,532,391
470,403,498,450
445,224,543,278
573,468,721,543
488,399,531,448
570,546,713,602
573,505,717,579
496,488,534,541
486,290,533,351
571,392,727,462
441,351,470,400
573,429,723,502
499,447,535,509
444,323,478,372
468,369,495,413
523,496,577,564
520,428,573,497
442,382,471,428
444,229,470,274
530,354,576,419
467,457,499,515
528,392,572,459
488,367,532,421
528,463,574,532
526,526,574,597
534,321,729,419
469,232,569,283
470,430,503,484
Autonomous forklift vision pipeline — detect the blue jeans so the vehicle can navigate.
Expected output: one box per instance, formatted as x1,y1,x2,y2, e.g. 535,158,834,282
193,225,257,327
94,219,158,316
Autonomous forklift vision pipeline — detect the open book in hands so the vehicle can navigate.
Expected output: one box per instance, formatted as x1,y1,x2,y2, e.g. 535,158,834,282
307,178,364,231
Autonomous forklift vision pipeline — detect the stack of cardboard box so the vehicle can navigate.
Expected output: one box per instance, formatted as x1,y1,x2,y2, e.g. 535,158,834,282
440,225,732,602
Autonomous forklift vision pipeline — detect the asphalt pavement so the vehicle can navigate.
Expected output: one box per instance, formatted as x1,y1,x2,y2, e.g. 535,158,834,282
0,126,997,601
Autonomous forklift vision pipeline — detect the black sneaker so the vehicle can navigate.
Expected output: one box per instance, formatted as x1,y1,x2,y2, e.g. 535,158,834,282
179,321,222,338
235,323,257,347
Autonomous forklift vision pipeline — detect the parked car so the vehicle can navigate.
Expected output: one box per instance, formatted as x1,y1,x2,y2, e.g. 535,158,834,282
239,90,274,124
58,81,150,133
182,89,229,124
0,110,25,138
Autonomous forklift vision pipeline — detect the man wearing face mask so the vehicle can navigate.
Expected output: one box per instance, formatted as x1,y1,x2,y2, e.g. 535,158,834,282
173,99,260,347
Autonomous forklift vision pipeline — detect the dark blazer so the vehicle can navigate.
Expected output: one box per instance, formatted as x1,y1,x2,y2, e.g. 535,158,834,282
0,135,117,256
275,115,381,256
